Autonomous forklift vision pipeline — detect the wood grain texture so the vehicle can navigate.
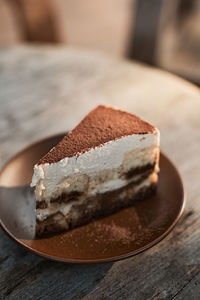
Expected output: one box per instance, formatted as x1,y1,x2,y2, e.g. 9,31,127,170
0,46,200,300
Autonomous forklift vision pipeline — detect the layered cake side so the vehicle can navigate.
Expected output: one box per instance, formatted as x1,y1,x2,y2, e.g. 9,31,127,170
31,105,160,236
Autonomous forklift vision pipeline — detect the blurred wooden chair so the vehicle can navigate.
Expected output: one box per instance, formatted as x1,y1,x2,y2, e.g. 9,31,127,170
0,0,199,85
128,0,196,64
0,0,57,43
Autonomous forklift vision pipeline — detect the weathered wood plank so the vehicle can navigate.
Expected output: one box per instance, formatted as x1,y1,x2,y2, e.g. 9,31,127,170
0,46,200,299
173,271,200,300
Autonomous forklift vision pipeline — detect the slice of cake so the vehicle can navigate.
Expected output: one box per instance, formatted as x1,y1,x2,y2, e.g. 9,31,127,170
31,105,160,236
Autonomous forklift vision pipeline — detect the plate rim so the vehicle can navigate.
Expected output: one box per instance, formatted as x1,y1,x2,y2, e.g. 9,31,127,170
0,133,186,264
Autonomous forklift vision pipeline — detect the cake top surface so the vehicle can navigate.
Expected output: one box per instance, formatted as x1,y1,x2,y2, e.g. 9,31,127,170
38,105,155,164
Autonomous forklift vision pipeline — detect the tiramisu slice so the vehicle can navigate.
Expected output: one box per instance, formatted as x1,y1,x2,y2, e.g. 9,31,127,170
31,105,160,236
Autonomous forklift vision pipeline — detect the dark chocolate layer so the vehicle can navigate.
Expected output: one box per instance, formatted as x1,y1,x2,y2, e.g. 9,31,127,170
50,191,83,204
124,163,155,179
38,105,155,164
36,201,48,209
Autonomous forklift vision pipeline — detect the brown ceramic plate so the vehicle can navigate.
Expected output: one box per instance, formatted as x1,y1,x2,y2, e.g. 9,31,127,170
0,133,185,263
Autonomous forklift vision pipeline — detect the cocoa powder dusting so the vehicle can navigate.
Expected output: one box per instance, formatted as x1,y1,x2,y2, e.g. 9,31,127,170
38,105,155,164
94,221,135,244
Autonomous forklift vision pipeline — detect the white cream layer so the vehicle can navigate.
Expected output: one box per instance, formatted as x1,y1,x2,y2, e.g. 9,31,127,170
31,130,159,201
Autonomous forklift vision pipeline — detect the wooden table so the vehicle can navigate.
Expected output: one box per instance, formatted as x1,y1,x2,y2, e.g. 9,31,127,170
0,46,200,300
